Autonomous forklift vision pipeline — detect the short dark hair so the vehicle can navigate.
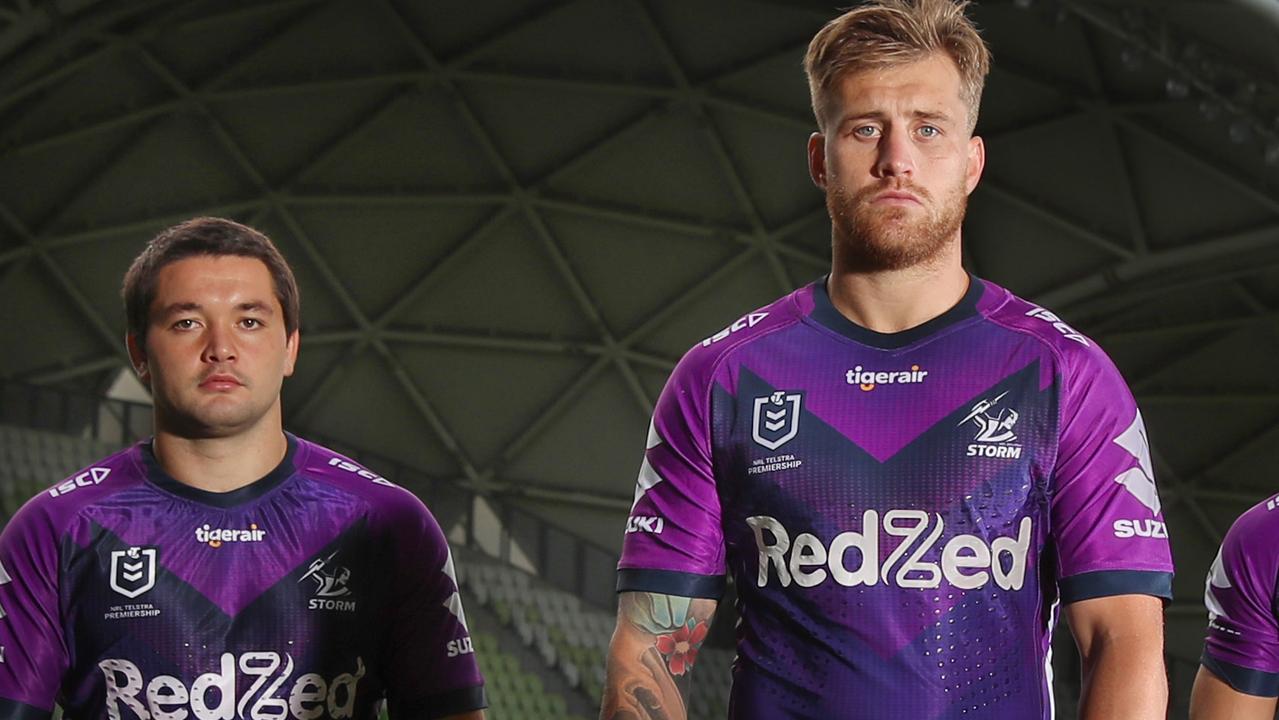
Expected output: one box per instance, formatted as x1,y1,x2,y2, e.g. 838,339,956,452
122,217,300,348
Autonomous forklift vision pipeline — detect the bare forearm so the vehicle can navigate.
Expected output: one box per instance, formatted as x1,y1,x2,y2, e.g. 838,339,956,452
1078,642,1167,719
599,592,717,720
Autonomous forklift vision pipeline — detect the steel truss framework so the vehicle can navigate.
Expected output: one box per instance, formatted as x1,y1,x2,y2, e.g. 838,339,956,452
0,0,1278,623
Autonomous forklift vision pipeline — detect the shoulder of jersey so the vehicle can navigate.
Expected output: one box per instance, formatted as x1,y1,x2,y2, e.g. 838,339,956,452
1228,493,1279,547
295,438,413,499
678,285,809,371
981,281,1106,360
19,442,146,528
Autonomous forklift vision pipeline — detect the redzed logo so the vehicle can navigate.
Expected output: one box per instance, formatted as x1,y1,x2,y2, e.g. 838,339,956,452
100,653,365,720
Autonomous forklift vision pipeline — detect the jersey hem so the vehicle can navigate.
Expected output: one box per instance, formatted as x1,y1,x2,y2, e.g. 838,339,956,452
399,684,487,719
1201,653,1279,697
616,568,726,599
1058,569,1172,603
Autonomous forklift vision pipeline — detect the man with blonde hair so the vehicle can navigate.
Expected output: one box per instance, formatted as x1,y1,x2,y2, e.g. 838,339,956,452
600,1,1172,718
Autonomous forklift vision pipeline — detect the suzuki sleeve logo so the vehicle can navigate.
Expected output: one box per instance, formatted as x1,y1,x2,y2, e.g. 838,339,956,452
630,420,665,512
1204,548,1233,623
752,392,802,451
1112,410,1161,515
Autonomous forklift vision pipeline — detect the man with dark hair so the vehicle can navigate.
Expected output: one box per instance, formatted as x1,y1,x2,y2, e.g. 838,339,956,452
601,1,1172,718
0,217,487,720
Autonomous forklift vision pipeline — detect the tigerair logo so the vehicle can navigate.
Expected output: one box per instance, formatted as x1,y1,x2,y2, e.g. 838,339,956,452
747,510,1031,591
196,524,266,548
846,365,928,392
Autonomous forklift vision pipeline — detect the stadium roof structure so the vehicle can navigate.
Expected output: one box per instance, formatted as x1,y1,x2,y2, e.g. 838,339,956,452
1,0,1278,672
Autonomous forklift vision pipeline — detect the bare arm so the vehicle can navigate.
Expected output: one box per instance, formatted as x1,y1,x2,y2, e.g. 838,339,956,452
1064,594,1167,719
1190,665,1279,720
599,591,718,720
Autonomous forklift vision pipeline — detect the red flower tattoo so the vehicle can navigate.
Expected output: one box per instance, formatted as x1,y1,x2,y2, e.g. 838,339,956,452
654,620,708,675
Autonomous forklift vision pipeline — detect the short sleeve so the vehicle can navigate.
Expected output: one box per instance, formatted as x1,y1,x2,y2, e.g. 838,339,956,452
0,499,68,718
617,350,726,599
1201,499,1279,696
383,497,487,719
1049,346,1174,603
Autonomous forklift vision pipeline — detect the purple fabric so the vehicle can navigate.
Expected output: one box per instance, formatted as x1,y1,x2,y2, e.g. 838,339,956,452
619,278,1173,719
0,437,483,719
1203,496,1279,678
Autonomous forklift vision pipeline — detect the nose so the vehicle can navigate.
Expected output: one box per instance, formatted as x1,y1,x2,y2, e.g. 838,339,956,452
873,126,915,179
202,324,237,364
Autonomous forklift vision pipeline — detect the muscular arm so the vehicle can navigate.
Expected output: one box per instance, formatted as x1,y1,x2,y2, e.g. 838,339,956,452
1190,666,1278,720
1065,594,1167,719
599,592,718,720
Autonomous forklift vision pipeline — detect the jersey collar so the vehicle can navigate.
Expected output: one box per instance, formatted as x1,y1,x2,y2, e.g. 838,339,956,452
142,433,300,508
809,274,983,350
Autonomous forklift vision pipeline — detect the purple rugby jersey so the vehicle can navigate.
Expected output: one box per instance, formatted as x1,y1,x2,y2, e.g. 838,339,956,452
618,277,1173,720
1201,495,1279,696
0,434,485,720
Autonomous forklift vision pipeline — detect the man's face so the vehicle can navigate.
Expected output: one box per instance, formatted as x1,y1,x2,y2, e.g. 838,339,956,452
809,53,985,271
128,255,298,438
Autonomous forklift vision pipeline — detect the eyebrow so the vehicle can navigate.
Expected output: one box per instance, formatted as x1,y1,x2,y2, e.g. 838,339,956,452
840,109,955,125
155,301,275,318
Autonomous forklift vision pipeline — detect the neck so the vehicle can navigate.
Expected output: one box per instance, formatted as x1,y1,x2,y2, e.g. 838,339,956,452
152,408,289,494
827,244,969,334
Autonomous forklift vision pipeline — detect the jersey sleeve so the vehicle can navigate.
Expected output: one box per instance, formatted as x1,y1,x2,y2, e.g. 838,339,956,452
616,348,726,599
382,495,487,719
1049,345,1174,603
1200,499,1279,696
0,498,68,718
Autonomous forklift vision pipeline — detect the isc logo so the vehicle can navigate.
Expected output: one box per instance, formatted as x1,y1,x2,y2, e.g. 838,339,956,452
327,458,395,487
701,312,768,347
49,467,110,498
1025,307,1089,346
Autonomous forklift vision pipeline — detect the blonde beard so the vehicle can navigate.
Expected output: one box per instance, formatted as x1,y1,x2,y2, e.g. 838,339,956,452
827,178,967,273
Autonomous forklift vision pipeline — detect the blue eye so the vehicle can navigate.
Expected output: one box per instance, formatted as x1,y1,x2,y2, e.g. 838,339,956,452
918,126,940,138
853,126,879,138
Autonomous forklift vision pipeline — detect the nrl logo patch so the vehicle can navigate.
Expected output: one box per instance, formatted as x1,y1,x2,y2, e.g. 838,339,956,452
109,547,157,599
752,391,802,451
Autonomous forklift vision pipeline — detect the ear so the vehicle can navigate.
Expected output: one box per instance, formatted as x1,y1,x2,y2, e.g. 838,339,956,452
282,329,300,378
965,134,986,195
126,333,150,384
808,132,828,190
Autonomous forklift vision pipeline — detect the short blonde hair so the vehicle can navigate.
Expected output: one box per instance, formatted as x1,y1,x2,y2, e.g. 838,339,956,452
804,0,991,132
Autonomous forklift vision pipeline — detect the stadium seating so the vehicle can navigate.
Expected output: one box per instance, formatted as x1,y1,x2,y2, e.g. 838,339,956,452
472,632,590,720
0,425,121,517
457,551,734,720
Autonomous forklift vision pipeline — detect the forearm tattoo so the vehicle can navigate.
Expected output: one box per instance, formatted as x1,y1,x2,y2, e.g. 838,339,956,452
601,592,716,720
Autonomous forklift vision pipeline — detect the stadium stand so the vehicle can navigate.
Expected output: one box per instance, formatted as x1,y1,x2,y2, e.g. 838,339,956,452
472,632,590,720
0,424,119,516
456,547,735,720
